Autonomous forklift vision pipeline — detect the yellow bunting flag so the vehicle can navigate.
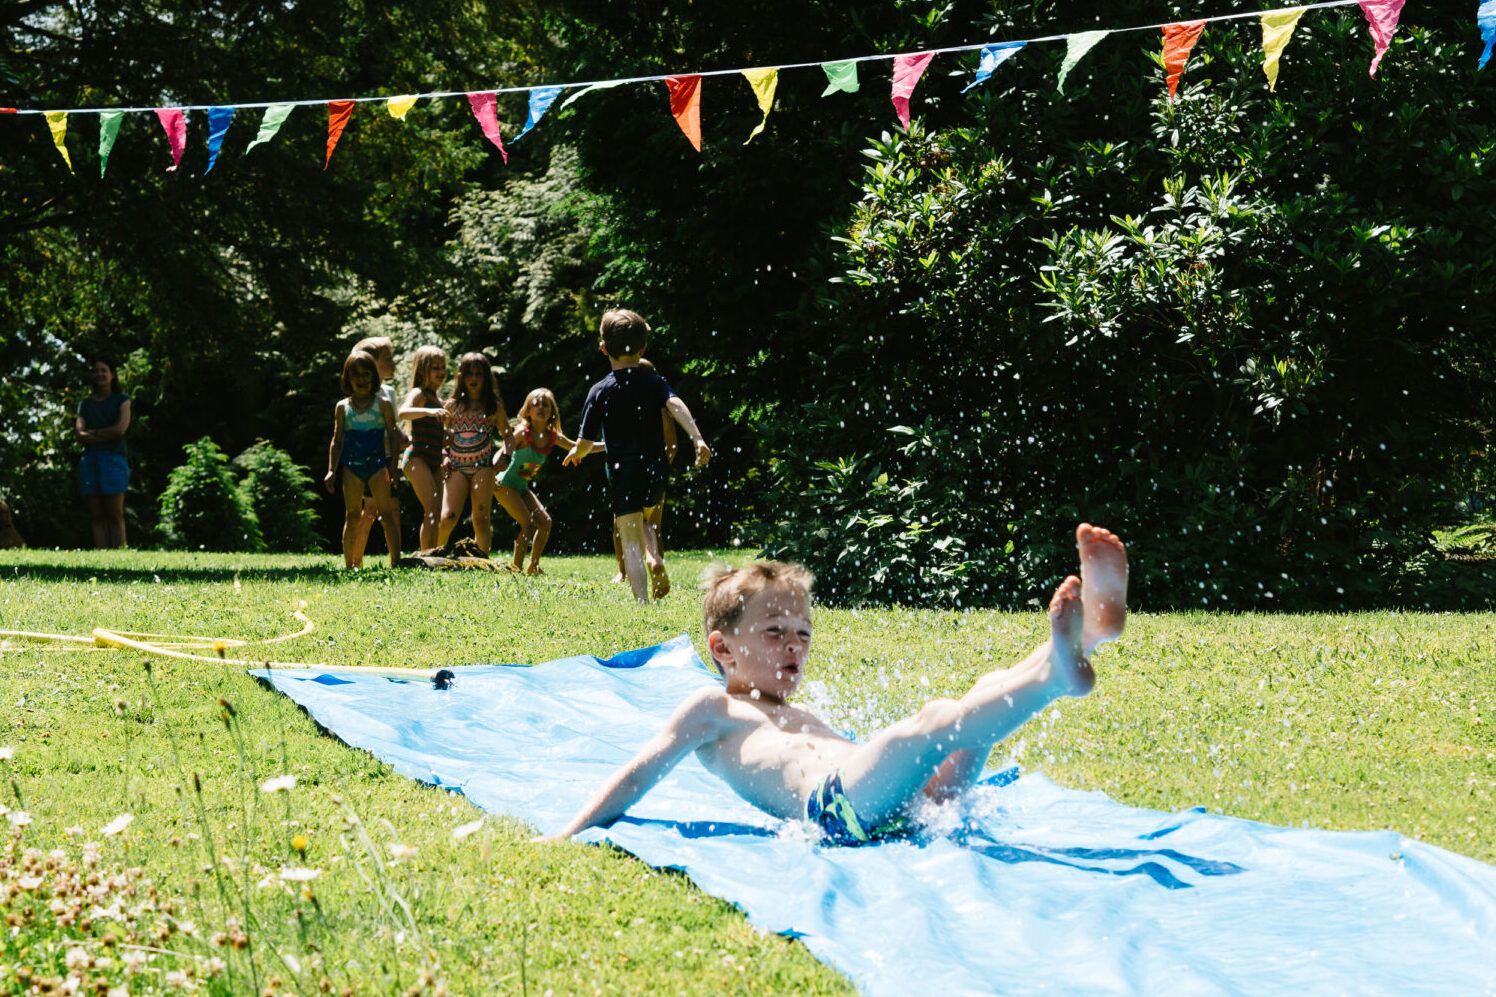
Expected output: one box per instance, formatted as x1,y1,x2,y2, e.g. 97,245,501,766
741,68,778,144
387,95,418,120
44,111,72,172
1261,8,1307,91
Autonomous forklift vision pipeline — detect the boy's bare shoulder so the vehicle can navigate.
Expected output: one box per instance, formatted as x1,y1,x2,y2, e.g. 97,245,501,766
670,686,745,737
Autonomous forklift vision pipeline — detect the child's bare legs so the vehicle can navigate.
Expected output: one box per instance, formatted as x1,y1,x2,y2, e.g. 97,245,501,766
404,459,442,550
339,469,367,568
367,470,401,567
837,576,1096,827
495,486,548,571
1077,522,1128,652
615,511,650,603
469,467,496,554
611,517,625,583
353,497,378,561
523,493,552,573
437,470,471,547
643,501,668,598
85,494,126,549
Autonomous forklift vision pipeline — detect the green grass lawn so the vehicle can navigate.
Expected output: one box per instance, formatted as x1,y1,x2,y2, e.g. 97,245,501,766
1,548,1493,995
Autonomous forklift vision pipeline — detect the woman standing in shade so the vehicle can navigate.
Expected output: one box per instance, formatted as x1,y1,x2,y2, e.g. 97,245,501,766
75,357,132,548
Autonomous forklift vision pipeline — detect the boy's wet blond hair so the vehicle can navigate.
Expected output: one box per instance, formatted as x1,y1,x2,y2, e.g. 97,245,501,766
353,335,394,361
702,561,814,673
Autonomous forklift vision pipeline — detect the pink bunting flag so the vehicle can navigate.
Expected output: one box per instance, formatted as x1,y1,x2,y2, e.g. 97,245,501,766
666,75,702,151
325,100,354,169
891,53,935,129
1359,0,1406,77
154,108,187,172
467,92,508,164
1162,21,1207,101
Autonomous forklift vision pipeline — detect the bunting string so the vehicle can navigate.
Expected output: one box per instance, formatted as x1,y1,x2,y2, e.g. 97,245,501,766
1,0,1445,174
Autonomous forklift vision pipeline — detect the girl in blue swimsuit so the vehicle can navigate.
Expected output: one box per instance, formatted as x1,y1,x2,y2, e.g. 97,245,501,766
494,387,596,574
324,352,402,568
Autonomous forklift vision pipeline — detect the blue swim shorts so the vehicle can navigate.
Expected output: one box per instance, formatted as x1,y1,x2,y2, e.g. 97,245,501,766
79,451,130,497
804,771,911,847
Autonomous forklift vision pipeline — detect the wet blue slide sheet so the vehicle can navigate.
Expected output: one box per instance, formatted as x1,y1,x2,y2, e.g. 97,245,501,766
254,637,1496,995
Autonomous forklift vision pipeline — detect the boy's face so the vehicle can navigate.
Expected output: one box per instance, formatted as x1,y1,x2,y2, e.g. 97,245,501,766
375,349,396,380
712,584,812,703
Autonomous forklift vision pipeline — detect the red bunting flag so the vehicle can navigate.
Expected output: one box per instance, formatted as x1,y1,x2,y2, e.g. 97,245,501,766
154,108,187,171
466,92,508,163
1162,21,1207,101
665,75,702,151
1359,0,1406,77
325,100,354,169
891,53,935,129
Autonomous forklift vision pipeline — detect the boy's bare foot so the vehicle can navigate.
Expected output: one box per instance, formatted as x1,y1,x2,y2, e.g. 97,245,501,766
1077,523,1128,652
506,562,523,574
526,564,545,576
611,572,625,584
1048,575,1094,696
649,562,670,600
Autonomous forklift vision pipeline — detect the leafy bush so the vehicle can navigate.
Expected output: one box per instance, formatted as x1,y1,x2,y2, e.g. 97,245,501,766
233,440,321,553
157,437,263,552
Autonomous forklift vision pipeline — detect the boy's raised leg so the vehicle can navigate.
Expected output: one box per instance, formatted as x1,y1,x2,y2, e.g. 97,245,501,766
836,575,1096,828
1078,522,1128,652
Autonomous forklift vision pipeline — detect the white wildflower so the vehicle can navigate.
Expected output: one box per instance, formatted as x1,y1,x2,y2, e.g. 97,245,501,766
259,775,297,793
66,947,90,970
101,814,133,836
387,842,419,861
279,867,321,882
0,745,14,760
452,818,484,841
7,810,31,827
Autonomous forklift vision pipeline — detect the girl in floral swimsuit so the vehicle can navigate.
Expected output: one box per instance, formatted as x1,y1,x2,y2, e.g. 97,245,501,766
494,387,596,575
436,352,510,554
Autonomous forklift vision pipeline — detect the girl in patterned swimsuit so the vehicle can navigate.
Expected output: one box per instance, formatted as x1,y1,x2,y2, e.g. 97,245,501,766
399,346,451,551
324,351,402,568
436,352,510,554
494,388,597,575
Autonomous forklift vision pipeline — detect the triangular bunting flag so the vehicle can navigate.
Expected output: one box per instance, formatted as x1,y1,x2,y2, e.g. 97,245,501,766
154,108,187,172
560,80,624,111
204,106,235,174
1058,31,1110,93
516,86,563,140
891,53,934,129
1261,8,1307,91
245,104,292,154
325,100,354,169
1478,0,1496,69
43,111,72,172
467,92,508,163
98,110,124,177
821,60,859,96
963,42,1025,92
387,95,418,120
665,75,702,151
1359,0,1406,77
1162,21,1207,101
741,68,778,143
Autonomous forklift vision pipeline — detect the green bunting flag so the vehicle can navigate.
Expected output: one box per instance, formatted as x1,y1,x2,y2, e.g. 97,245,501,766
821,60,859,96
98,110,124,177
1057,30,1109,94
245,104,293,155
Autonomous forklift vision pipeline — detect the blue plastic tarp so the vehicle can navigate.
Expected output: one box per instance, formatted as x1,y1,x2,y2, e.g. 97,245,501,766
254,636,1496,995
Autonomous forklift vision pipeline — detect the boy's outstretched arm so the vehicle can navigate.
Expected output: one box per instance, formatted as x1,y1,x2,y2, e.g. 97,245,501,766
539,688,725,841
664,397,711,466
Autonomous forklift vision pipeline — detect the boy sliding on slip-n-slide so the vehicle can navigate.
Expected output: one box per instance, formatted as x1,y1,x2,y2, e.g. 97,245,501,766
543,523,1128,845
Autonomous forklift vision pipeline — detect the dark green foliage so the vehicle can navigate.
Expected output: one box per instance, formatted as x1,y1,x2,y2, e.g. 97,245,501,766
158,438,263,552
761,5,1496,610
233,440,321,553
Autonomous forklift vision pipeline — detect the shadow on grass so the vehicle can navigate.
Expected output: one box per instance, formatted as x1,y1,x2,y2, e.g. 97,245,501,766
1,560,350,585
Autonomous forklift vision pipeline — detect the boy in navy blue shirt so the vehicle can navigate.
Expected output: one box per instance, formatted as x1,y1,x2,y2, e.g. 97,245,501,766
565,309,710,603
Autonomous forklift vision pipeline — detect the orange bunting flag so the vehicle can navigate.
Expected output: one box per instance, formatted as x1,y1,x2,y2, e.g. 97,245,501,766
325,100,354,169
665,75,702,151
1162,21,1207,101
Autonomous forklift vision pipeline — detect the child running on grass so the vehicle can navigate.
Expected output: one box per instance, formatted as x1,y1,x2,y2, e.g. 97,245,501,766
564,310,710,603
495,387,594,575
611,358,678,585
398,345,451,551
437,352,510,555
351,336,407,560
544,524,1128,844
325,351,402,568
